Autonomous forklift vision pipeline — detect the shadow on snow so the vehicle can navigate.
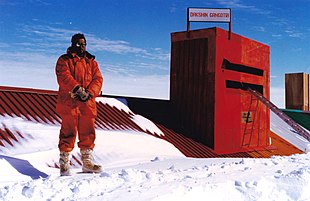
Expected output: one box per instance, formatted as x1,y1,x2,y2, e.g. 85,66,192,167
0,155,48,179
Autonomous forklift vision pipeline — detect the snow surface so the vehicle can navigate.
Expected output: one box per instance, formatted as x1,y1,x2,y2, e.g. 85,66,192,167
1,98,310,201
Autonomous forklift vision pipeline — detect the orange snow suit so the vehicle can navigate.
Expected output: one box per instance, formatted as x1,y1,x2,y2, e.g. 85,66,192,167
55,49,103,152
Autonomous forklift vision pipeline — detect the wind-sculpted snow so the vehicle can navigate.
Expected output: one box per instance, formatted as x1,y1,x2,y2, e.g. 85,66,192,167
1,154,310,201
1,99,310,200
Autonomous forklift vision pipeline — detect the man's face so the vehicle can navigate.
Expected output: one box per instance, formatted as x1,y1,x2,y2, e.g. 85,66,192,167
76,38,86,55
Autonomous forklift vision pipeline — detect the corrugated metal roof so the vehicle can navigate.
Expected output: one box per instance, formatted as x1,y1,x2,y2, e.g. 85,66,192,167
0,86,303,160
0,86,60,124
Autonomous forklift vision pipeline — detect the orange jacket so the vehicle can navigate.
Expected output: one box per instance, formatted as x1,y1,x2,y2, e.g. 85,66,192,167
55,49,103,117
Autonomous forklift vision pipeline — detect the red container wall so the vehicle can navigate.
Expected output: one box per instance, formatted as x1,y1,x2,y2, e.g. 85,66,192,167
214,28,270,154
170,27,270,154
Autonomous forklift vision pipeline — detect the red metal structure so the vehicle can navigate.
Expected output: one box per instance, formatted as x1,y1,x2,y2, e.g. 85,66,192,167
0,86,302,160
170,27,270,154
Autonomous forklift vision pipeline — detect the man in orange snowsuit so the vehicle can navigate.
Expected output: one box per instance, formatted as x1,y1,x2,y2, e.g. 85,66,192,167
55,33,103,176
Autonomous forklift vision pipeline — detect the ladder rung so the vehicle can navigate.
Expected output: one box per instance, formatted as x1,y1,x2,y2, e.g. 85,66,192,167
241,92,259,147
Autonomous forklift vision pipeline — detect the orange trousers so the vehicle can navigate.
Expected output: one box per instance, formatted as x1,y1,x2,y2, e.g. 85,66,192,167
58,115,96,152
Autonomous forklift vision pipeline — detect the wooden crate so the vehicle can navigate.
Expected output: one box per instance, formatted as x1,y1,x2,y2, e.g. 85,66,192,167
285,73,309,111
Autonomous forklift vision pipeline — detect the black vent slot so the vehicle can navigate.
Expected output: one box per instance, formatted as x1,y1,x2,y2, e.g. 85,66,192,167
226,80,263,95
222,59,264,76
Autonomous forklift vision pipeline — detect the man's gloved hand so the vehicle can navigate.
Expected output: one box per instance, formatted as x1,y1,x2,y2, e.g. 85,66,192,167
71,86,92,102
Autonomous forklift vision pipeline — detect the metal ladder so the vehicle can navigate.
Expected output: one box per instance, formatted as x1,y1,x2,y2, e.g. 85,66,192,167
247,88,310,142
242,94,259,147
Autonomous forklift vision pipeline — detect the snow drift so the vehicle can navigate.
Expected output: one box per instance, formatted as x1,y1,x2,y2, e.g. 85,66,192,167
0,97,310,201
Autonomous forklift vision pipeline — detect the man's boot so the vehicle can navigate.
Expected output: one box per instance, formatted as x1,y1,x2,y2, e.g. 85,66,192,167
59,151,71,176
80,149,102,173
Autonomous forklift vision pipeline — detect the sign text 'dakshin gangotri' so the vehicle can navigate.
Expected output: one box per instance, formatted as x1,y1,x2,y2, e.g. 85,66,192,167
187,7,232,39
188,8,231,22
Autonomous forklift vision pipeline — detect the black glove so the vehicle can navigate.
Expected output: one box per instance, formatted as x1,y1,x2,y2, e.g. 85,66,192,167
72,86,91,102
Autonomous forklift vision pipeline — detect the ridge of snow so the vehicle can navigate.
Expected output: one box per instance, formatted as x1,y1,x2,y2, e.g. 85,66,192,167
96,97,132,114
96,97,164,136
131,114,164,136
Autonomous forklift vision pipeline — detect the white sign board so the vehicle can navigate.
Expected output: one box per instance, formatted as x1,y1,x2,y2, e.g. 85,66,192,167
188,8,231,22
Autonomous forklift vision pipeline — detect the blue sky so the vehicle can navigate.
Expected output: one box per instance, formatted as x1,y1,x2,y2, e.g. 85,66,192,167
1,0,310,107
